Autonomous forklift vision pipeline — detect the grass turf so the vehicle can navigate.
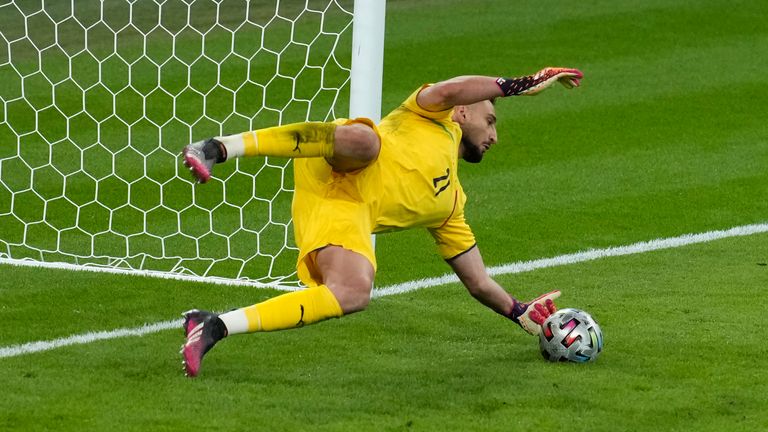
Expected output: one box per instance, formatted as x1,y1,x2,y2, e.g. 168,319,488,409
2,0,768,430
1,234,767,431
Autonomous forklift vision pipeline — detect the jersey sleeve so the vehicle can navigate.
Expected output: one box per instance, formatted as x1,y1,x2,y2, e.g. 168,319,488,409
428,191,476,260
401,84,455,121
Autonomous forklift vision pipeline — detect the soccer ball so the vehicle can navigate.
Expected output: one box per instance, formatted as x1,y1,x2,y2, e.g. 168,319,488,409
539,308,603,363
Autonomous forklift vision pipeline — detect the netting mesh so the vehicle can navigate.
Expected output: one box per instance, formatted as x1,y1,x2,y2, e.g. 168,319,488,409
0,0,354,286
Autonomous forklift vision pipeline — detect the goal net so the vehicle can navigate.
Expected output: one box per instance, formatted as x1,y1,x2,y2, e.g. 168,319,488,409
0,0,363,288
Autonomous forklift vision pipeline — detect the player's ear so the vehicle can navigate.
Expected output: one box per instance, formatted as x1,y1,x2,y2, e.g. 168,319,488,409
454,105,467,122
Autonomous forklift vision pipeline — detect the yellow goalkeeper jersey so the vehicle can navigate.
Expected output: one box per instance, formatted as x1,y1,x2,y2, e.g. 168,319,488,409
373,85,475,259
292,84,475,286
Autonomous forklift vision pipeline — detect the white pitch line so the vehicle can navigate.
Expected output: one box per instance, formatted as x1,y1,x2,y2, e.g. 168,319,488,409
0,258,303,292
374,222,768,297
0,320,182,359
1,222,766,359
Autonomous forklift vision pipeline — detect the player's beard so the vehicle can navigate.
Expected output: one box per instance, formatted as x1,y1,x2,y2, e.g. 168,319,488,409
461,138,484,163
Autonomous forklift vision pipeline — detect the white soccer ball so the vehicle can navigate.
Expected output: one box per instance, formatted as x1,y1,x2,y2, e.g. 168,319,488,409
539,308,603,362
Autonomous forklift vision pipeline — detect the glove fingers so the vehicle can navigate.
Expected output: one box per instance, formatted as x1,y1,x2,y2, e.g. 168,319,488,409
557,76,581,89
545,298,557,314
532,290,561,303
529,308,544,325
549,67,583,89
566,77,580,88
516,290,562,334
533,302,548,318
521,68,583,95
556,68,584,79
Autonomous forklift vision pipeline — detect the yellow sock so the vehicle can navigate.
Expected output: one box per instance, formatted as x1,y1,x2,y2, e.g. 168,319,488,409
236,285,343,332
218,122,336,159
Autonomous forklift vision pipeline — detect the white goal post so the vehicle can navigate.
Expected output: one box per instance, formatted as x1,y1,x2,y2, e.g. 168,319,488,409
0,0,385,289
350,0,385,123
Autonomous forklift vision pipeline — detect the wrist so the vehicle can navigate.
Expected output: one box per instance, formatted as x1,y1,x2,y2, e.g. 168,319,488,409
214,135,243,162
495,75,535,97
505,297,527,323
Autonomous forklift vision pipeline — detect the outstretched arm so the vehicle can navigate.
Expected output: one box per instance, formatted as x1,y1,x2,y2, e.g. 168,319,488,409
448,246,515,315
417,67,583,111
447,245,559,335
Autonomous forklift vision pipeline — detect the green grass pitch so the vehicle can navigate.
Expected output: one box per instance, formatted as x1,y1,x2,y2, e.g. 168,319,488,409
2,0,768,431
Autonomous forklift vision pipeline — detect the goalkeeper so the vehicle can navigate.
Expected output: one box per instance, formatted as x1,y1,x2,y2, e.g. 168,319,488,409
180,67,583,377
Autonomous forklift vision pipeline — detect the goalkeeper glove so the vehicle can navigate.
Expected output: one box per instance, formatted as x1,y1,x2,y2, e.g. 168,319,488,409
509,290,560,335
182,138,226,183
496,68,583,96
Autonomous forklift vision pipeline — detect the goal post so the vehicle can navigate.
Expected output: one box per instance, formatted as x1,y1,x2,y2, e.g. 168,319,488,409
349,0,386,254
350,0,385,123
0,0,386,289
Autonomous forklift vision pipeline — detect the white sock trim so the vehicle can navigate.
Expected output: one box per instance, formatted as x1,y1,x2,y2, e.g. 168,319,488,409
217,134,246,159
219,309,250,335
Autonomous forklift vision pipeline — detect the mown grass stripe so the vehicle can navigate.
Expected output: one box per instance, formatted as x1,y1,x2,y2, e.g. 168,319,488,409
374,222,768,296
1,221,765,359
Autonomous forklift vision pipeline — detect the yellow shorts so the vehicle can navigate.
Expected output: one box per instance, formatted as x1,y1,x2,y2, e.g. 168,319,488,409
292,118,382,287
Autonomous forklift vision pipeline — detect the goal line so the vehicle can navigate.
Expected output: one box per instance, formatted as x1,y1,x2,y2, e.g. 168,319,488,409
1,221,766,359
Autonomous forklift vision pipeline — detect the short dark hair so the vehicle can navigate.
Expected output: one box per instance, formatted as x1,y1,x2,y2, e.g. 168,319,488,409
489,97,498,105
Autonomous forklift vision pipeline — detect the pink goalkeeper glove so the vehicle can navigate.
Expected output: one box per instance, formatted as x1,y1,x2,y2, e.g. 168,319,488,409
509,290,560,335
496,68,583,96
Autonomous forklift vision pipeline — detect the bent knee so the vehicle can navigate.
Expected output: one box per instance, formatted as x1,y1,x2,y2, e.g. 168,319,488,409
335,123,380,163
327,276,373,314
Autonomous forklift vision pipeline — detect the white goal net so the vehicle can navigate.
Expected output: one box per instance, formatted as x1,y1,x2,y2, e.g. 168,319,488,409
0,0,358,287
